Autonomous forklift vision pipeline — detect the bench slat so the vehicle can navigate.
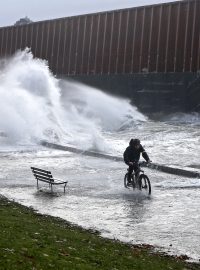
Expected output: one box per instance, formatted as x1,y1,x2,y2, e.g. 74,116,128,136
32,171,53,179
33,171,53,178
53,180,68,185
34,174,54,182
31,167,51,174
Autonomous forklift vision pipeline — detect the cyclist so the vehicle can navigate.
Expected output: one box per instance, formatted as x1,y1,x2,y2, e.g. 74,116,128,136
123,139,151,183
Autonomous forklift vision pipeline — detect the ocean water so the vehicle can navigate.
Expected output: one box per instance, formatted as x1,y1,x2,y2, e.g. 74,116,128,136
0,50,200,262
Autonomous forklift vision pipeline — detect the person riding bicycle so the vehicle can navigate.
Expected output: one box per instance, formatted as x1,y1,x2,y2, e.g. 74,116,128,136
123,139,151,183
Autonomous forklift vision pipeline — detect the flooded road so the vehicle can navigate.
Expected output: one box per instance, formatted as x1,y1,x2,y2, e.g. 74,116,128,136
0,50,200,262
0,149,200,262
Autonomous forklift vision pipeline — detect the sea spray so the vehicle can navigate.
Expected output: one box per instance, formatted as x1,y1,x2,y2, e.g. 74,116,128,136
0,49,64,144
0,49,147,151
60,80,147,131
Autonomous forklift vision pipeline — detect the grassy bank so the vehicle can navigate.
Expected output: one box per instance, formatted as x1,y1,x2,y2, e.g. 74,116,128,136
0,196,199,270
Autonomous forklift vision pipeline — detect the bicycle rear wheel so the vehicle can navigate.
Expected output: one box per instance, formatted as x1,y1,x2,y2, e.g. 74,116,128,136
138,174,151,195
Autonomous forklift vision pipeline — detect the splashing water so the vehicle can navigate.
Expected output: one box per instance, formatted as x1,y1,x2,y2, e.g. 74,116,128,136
0,49,64,144
1,52,200,264
0,49,147,151
161,112,200,125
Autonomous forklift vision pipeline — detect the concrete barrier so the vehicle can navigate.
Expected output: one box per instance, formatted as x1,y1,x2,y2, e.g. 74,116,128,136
40,141,200,179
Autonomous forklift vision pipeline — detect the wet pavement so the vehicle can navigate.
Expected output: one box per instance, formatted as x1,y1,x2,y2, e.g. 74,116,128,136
0,149,200,262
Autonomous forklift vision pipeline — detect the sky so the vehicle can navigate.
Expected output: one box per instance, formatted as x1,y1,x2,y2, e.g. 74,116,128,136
0,0,180,27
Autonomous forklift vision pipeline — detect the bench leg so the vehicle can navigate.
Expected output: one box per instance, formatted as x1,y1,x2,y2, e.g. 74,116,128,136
64,183,66,193
37,180,39,189
51,184,53,193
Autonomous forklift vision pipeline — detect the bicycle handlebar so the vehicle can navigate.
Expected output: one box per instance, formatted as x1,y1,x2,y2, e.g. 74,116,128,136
128,161,152,167
137,161,151,166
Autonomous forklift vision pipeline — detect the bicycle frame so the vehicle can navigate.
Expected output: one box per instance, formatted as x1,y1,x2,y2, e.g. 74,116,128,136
131,168,144,188
124,161,151,194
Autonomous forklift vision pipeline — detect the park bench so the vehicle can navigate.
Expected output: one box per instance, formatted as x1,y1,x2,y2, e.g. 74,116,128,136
31,167,68,193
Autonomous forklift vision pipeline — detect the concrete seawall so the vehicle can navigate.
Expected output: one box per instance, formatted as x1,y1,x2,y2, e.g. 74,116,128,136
41,141,200,179
65,72,198,114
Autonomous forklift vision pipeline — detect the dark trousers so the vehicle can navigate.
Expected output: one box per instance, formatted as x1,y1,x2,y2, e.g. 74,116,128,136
127,163,140,181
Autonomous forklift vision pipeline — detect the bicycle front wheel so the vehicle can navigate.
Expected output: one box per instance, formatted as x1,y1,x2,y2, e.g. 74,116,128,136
124,173,128,188
138,174,151,195
124,173,135,189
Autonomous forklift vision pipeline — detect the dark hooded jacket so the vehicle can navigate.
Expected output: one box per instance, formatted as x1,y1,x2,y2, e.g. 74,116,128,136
123,143,150,165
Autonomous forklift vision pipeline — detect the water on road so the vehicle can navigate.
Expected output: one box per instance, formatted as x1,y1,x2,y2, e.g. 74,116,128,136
0,50,200,262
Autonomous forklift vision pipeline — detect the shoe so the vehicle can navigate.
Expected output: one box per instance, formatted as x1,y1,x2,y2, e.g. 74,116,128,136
127,180,132,187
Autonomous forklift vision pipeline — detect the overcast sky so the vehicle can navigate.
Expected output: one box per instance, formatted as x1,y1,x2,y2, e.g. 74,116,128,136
0,0,180,27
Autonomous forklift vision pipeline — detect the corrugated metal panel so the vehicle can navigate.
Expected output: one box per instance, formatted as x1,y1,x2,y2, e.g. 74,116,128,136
87,15,94,74
80,16,89,74
155,5,163,72
73,16,80,74
140,7,151,72
191,0,200,72
108,11,118,74
81,15,91,74
124,9,135,73
197,0,200,71
157,5,167,72
102,12,112,74
132,8,142,73
68,17,78,75
175,2,187,72
5,27,12,55
1,27,7,56
139,7,146,72
39,22,48,60
8,26,14,55
173,2,180,72
117,10,127,73
95,13,105,74
0,28,3,57
149,6,159,72
55,20,62,73
88,14,98,74
75,16,84,74
24,24,33,52
184,1,193,72
0,0,200,74
31,23,39,57
61,19,70,74
56,19,67,74
147,7,154,71
34,23,42,57
189,0,196,72
50,21,57,73
45,21,54,72
166,4,177,72
53,19,62,74
38,22,44,58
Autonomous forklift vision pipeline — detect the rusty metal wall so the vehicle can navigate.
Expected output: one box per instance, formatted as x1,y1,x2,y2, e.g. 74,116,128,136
0,0,200,75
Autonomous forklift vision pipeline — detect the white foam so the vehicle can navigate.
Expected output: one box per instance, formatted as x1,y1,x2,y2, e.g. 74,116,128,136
0,49,146,152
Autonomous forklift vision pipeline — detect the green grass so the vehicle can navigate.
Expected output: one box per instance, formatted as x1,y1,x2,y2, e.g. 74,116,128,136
0,196,199,270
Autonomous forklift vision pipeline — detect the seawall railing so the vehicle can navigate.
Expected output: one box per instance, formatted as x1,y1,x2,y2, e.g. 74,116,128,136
41,141,200,179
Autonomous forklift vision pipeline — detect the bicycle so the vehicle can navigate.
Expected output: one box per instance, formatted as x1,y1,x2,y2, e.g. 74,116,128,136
124,161,151,195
